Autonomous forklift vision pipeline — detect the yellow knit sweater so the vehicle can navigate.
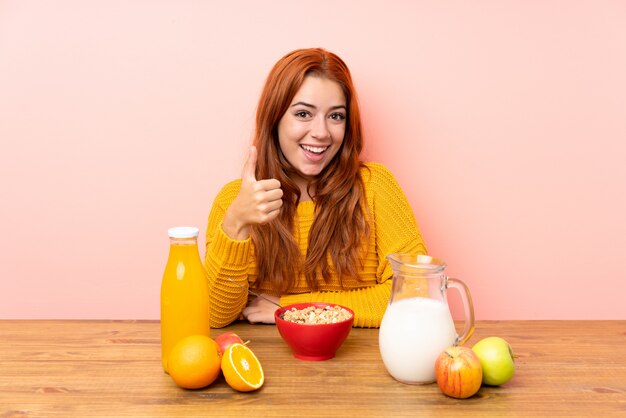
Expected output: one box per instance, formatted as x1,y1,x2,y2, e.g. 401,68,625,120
204,162,427,328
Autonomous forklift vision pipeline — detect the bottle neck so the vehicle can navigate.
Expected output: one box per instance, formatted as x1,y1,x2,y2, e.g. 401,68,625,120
169,237,198,246
168,237,202,265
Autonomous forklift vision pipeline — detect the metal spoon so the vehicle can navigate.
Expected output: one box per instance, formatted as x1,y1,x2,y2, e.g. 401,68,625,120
227,277,283,309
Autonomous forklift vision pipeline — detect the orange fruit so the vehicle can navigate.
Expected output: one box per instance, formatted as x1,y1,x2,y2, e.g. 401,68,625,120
221,343,264,392
167,335,221,389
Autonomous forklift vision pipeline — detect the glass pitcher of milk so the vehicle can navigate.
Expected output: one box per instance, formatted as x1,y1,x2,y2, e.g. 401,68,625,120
379,254,475,384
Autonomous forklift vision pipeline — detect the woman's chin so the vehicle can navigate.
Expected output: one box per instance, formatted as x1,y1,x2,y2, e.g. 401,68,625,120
293,162,326,178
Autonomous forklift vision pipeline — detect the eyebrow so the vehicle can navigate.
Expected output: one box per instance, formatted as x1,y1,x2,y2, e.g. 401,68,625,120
291,101,347,111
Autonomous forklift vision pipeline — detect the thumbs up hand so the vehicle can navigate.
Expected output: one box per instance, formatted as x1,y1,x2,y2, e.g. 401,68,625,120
222,146,283,240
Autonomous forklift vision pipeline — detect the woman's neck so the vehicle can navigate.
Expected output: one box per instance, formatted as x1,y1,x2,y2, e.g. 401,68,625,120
294,176,314,201
299,189,313,202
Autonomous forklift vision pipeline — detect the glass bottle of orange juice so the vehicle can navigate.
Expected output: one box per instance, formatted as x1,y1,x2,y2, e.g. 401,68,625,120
160,226,210,372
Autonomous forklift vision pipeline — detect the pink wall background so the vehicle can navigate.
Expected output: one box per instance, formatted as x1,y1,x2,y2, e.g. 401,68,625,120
1,1,625,320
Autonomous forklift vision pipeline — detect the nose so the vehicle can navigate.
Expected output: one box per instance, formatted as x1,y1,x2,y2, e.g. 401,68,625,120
310,115,331,140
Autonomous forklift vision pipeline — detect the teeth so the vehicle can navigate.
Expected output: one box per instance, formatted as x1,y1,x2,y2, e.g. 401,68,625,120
301,145,328,153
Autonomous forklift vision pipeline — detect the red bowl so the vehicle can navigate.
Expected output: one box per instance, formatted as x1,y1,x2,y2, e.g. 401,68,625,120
274,302,354,361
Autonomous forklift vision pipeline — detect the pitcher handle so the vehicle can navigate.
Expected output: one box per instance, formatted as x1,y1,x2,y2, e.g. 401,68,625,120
446,277,475,346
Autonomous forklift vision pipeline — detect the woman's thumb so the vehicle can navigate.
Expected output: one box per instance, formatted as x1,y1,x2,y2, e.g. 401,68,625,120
242,145,258,182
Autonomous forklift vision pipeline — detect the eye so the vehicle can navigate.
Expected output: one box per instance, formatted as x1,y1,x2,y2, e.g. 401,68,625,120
295,110,311,118
329,112,346,121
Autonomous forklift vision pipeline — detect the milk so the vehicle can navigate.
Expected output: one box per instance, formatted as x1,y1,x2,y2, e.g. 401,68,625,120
379,297,457,384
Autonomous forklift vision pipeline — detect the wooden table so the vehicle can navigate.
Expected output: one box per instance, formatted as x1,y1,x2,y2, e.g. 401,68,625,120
0,320,624,417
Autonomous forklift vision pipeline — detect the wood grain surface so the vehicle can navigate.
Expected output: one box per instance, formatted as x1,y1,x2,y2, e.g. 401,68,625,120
1,320,624,417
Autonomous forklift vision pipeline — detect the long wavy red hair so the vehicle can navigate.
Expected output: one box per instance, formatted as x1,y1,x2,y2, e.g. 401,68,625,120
251,48,370,292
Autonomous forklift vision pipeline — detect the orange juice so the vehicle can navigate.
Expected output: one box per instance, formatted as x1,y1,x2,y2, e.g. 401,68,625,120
160,227,210,372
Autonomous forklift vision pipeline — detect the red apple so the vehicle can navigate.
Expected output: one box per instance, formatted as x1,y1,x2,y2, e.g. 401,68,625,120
435,345,483,399
215,332,244,355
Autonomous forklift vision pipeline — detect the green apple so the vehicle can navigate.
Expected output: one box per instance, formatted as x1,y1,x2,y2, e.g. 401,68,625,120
472,336,515,386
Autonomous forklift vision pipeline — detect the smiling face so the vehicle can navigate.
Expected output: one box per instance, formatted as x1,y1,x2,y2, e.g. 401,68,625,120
277,75,347,197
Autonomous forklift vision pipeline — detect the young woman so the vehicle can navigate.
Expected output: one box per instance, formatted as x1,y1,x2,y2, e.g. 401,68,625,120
205,48,427,328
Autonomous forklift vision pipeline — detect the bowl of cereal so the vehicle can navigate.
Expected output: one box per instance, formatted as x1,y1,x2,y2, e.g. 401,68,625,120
274,302,354,361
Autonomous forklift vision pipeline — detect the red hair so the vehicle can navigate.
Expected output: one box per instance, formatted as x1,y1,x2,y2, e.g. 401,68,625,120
251,48,369,292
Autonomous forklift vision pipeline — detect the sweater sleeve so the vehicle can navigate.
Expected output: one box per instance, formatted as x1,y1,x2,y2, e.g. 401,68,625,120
204,180,252,328
281,163,427,328
368,163,428,283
